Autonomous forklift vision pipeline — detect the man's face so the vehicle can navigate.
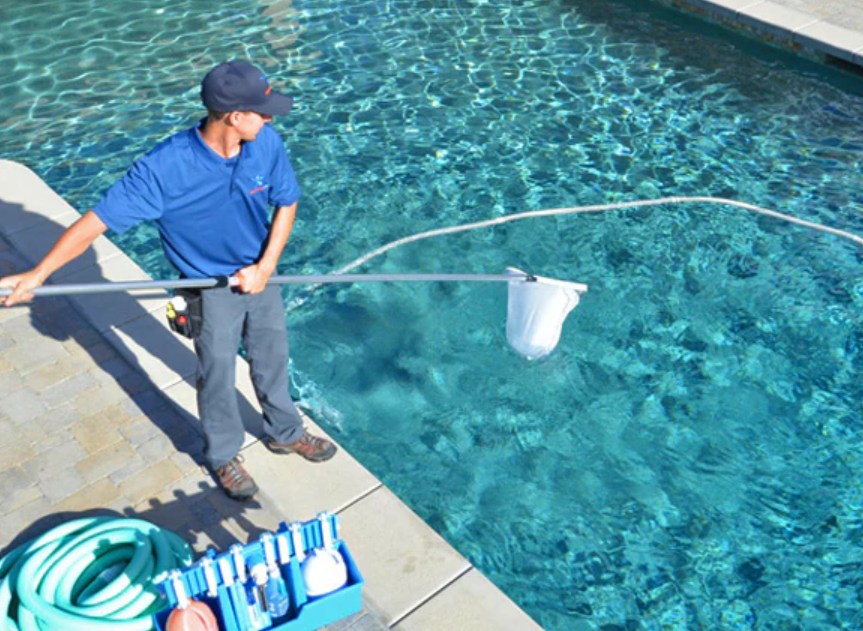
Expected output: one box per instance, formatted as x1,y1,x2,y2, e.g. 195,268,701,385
232,110,272,141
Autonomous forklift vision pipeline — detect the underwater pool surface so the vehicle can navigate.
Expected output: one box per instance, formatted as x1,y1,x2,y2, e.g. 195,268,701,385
3,0,863,628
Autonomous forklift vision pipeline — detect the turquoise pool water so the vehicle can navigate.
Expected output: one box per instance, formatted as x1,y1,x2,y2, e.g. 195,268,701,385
3,0,863,628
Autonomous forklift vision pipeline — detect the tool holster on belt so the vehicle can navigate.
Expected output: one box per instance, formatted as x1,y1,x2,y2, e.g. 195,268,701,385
166,289,203,339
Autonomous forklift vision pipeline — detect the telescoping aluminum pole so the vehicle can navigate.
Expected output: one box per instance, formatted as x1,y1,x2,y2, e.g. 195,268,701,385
0,271,589,298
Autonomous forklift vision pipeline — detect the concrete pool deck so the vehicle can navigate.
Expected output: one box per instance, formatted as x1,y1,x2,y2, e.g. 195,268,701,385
0,159,542,630
661,0,863,68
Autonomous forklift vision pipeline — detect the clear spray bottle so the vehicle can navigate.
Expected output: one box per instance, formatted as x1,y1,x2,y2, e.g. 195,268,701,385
261,532,289,619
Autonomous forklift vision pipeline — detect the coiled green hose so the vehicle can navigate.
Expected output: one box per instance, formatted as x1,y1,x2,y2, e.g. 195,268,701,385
0,517,194,631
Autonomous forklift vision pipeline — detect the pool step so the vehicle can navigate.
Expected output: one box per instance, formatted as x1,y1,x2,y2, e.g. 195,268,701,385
654,0,863,70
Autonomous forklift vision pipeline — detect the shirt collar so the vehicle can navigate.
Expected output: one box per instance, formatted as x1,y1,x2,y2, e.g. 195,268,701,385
190,118,245,170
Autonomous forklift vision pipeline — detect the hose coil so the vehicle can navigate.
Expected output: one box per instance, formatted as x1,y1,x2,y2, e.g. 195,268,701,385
0,517,193,631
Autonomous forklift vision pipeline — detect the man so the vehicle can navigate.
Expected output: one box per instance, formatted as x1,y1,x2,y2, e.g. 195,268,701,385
0,60,336,501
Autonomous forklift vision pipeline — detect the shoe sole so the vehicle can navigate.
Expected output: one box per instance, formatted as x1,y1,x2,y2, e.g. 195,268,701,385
264,439,336,463
222,485,259,501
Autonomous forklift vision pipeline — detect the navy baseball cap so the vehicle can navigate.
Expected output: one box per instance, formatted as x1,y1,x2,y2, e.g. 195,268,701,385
201,61,293,116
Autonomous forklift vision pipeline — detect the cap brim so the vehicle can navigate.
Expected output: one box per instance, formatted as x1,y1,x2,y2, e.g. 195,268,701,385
254,92,293,116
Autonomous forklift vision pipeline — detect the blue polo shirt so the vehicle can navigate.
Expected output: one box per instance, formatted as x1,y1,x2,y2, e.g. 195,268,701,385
93,120,300,278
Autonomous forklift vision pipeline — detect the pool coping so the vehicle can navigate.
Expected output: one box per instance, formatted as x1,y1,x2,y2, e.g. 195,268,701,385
656,0,863,68
0,159,544,631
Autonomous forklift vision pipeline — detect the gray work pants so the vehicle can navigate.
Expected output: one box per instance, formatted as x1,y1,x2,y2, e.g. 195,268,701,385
194,285,304,469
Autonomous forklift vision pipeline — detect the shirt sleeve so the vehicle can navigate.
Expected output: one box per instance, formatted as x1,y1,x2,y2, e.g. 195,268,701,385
92,158,164,234
267,129,301,209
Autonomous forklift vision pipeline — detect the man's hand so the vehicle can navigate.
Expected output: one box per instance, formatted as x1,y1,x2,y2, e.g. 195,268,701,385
0,270,46,307
234,263,274,294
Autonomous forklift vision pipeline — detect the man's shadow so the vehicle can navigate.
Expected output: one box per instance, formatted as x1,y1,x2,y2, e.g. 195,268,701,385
0,485,276,559
0,198,273,551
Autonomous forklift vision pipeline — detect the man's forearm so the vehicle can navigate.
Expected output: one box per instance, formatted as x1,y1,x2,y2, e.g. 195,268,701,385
0,210,108,306
34,210,108,281
258,203,296,273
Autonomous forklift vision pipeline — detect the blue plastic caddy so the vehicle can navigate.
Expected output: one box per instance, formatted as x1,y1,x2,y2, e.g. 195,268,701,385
153,512,364,631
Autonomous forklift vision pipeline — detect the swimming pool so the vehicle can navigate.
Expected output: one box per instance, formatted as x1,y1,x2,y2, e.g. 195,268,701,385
3,0,863,628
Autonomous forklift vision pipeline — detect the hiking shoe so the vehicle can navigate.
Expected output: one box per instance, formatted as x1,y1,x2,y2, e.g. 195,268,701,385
265,430,337,463
214,455,258,501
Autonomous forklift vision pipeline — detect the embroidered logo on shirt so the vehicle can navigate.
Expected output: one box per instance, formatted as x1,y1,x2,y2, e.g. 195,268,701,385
249,175,268,195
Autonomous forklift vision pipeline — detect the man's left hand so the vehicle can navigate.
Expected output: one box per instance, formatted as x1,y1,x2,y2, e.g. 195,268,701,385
234,263,274,294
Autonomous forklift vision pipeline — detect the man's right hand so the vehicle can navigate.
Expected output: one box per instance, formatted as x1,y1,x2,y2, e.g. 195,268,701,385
0,270,46,307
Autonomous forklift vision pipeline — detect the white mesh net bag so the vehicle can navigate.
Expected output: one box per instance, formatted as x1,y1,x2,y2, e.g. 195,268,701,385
506,267,586,360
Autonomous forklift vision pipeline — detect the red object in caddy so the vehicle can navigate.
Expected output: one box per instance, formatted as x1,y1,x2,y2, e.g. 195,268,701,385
165,570,220,631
